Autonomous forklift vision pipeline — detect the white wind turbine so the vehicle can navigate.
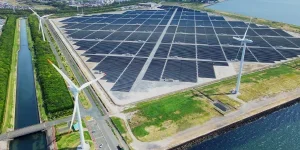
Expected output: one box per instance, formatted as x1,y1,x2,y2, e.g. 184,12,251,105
29,7,52,41
232,18,253,94
48,60,105,150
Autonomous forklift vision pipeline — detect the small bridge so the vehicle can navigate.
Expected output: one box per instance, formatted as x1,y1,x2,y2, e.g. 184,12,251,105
0,117,71,140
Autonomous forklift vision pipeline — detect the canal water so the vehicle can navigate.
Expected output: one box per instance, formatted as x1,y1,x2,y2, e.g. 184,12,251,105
208,0,300,25
191,0,300,149
9,19,47,150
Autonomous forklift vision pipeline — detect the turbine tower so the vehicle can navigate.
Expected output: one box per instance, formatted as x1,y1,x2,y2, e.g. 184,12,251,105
233,19,253,94
48,60,105,150
29,7,51,41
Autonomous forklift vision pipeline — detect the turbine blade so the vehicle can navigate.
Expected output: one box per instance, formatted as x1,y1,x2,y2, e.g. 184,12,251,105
79,73,106,90
243,18,252,40
47,59,78,89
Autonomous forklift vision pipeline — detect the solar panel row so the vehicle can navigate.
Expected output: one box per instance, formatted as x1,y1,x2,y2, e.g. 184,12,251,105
59,5,300,93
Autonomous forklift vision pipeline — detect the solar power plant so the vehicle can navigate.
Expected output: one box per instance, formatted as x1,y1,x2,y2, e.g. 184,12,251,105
56,5,300,102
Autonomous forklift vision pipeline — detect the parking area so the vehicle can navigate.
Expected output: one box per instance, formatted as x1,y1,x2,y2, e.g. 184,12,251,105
86,119,111,150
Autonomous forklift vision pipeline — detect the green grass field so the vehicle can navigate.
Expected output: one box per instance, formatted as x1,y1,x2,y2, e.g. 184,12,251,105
125,91,220,141
56,131,94,150
111,117,133,144
199,60,300,102
2,18,20,132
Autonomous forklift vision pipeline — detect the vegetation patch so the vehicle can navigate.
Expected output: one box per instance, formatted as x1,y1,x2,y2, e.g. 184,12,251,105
56,131,94,150
28,15,73,119
2,17,19,132
0,15,17,132
199,60,300,102
111,117,133,144
125,91,220,141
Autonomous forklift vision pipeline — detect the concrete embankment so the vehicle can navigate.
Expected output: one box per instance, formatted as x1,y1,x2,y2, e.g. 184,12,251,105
170,96,300,150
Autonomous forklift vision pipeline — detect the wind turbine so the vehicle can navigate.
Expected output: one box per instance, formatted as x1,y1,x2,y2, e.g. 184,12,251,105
48,60,105,150
232,18,253,94
29,7,50,41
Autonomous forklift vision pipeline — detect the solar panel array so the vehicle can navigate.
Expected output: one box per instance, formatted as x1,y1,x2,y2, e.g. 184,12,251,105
60,5,300,92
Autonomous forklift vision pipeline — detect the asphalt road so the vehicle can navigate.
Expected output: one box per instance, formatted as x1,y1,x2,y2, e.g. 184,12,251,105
44,19,127,150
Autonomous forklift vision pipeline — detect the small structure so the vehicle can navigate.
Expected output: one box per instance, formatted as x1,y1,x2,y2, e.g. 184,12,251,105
138,2,156,8
73,122,79,131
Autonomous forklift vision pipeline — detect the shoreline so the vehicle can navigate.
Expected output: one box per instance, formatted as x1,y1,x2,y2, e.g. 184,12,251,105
171,97,300,149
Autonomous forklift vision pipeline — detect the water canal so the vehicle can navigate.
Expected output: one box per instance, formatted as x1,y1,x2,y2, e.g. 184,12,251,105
9,18,47,150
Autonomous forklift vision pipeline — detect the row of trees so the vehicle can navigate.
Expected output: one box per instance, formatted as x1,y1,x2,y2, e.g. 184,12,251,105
0,15,17,131
28,15,74,119
36,0,156,16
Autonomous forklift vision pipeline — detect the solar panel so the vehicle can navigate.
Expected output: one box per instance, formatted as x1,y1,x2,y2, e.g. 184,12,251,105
222,46,257,62
117,25,140,31
136,25,157,32
69,31,94,39
174,33,195,44
94,56,132,82
126,32,151,41
154,44,171,58
211,21,230,27
154,26,166,32
227,21,248,28
196,27,215,35
176,26,195,34
75,41,98,50
195,16,209,21
276,49,300,58
57,6,300,94
263,37,299,48
232,28,258,36
197,45,226,61
218,35,241,46
248,47,286,63
196,21,212,27
214,28,236,35
143,59,166,81
67,23,90,29
272,29,292,37
252,29,280,36
162,34,175,43
84,31,112,40
287,38,300,47
147,33,162,43
111,42,144,55
162,60,197,82
105,32,132,40
198,61,216,78
85,55,106,62
169,44,196,58
144,19,161,25
209,16,225,21
111,19,131,24
136,43,156,57
196,34,219,45
101,25,123,31
111,58,147,92
83,24,107,30
84,41,120,54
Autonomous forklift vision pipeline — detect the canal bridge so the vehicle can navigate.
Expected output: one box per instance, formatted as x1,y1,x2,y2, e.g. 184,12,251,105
0,117,71,141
